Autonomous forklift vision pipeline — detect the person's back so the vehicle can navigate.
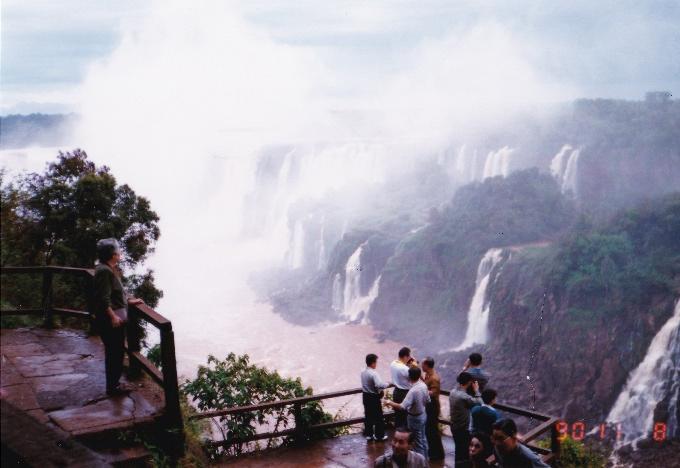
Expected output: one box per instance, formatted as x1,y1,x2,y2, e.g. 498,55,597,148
471,388,499,435
464,353,490,391
449,387,482,430
466,367,490,391
374,451,429,468
471,405,498,435
493,443,548,468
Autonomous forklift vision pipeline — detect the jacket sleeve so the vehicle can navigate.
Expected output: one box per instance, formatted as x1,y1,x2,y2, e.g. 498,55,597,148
465,393,483,408
93,269,112,312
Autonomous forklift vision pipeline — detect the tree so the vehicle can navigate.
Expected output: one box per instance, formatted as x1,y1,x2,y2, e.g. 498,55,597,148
1,149,162,310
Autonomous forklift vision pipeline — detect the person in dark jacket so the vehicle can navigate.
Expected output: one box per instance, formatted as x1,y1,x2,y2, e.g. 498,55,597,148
93,238,142,396
471,388,500,436
491,418,550,468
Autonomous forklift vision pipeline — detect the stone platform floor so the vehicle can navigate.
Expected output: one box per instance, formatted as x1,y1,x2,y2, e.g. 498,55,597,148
1,327,165,464
219,431,458,467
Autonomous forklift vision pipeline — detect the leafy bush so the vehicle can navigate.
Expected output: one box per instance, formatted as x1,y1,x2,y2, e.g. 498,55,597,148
538,436,606,467
182,353,338,458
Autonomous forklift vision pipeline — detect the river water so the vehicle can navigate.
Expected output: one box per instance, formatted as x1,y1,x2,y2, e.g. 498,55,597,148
1,145,407,419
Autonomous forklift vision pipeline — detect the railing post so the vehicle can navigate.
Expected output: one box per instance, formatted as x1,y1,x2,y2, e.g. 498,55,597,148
160,326,185,457
293,402,304,445
550,420,561,460
126,308,142,379
42,268,54,328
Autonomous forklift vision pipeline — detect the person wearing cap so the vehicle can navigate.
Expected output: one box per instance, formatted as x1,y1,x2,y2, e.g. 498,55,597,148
93,238,143,396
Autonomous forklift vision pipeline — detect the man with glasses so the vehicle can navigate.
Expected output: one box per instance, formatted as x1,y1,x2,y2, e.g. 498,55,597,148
491,418,550,467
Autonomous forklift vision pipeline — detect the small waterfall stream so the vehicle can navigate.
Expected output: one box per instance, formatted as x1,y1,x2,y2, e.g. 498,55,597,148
454,248,505,351
340,243,381,323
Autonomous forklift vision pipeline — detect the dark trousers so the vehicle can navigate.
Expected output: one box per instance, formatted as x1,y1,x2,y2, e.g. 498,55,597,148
100,325,125,391
426,401,445,460
362,392,385,439
393,387,409,429
452,426,471,466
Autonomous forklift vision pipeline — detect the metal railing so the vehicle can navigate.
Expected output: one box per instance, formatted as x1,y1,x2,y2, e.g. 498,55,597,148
192,386,560,462
0,265,184,451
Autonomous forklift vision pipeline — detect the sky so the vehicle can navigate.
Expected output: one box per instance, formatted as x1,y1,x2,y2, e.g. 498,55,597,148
1,0,679,115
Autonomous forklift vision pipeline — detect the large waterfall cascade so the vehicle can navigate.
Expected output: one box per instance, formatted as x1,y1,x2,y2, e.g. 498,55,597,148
550,145,582,196
340,243,381,323
606,300,680,446
256,143,390,270
454,248,505,351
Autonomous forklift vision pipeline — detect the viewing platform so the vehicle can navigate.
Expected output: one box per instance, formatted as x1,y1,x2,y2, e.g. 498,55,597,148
2,266,560,466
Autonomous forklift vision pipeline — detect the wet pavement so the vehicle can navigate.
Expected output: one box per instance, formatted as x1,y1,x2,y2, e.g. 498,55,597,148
219,430,458,467
1,327,165,464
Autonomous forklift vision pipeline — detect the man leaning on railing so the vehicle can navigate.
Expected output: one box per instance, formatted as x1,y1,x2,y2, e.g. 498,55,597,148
93,238,144,396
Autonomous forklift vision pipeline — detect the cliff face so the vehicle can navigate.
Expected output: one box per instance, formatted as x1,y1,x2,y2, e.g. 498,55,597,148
436,194,680,429
257,98,680,435
368,169,576,349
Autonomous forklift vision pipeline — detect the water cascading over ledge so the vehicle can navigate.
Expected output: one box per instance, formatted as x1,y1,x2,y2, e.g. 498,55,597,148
453,248,505,351
550,144,581,196
606,300,680,446
339,243,381,324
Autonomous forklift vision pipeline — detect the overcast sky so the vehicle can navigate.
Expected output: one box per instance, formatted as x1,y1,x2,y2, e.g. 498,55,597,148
2,0,679,114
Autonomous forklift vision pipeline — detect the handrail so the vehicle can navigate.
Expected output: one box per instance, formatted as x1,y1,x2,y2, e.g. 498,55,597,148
191,387,367,420
193,385,560,460
0,265,184,455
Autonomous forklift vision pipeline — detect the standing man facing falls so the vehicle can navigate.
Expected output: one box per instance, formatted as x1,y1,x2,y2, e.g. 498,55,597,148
362,353,389,441
390,347,415,429
93,238,143,396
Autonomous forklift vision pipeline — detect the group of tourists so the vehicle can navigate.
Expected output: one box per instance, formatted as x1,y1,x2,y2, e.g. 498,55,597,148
364,348,549,467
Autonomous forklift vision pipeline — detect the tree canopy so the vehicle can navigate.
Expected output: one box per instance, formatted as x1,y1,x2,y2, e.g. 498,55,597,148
1,149,162,309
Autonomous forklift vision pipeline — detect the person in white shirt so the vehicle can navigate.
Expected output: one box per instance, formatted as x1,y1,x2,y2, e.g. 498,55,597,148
390,346,415,428
362,353,390,441
384,367,430,458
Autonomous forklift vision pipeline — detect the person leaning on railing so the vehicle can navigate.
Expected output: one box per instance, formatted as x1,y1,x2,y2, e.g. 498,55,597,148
93,238,143,396
491,418,550,468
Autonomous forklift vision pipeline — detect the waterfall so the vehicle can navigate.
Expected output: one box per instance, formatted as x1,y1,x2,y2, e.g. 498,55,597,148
482,147,513,179
549,145,572,179
550,145,581,196
561,149,581,196
454,248,505,351
340,243,381,323
606,300,680,446
317,217,327,270
331,273,343,312
287,220,305,269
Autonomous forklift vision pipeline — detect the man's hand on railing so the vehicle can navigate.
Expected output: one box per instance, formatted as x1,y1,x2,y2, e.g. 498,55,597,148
128,297,144,306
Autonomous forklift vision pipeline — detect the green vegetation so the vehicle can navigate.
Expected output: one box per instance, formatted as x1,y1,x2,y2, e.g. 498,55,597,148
537,436,606,467
550,194,680,314
182,353,339,459
371,169,576,342
1,150,162,318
